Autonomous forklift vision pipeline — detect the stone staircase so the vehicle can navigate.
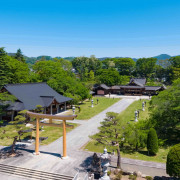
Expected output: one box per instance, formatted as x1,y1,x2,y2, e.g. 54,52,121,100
0,163,74,180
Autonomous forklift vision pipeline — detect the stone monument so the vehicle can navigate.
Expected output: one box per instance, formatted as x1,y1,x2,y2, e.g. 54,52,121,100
72,105,75,115
134,109,138,122
142,101,145,111
91,99,94,108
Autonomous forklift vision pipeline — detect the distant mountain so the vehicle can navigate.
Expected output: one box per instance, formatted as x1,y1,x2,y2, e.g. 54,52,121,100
7,53,16,56
7,52,178,65
98,54,173,61
153,54,171,60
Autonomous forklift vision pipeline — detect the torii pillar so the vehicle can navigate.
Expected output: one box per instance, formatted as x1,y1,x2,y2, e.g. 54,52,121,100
26,111,76,158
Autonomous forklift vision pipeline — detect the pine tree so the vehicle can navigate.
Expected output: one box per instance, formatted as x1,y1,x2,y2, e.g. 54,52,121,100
91,112,126,169
0,110,31,155
0,47,12,87
15,48,25,63
147,128,159,155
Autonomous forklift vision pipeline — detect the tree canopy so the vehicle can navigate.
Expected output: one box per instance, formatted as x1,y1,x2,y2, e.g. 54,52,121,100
91,112,126,168
136,58,157,78
148,78,180,143
114,58,135,76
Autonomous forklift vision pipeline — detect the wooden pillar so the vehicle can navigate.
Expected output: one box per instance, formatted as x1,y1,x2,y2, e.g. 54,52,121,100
64,102,66,111
44,107,46,114
35,118,40,155
57,104,59,114
50,104,53,115
63,120,67,158
11,111,14,121
49,118,52,124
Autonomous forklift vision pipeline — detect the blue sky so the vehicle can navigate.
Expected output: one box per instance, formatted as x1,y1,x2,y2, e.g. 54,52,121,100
1,0,180,58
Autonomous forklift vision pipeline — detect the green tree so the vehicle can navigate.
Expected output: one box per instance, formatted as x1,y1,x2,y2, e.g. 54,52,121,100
168,56,180,82
54,58,72,72
0,92,16,125
136,58,157,78
96,69,121,86
8,56,30,84
0,48,30,87
166,143,180,178
114,58,135,76
33,60,89,103
147,128,159,155
0,110,31,154
15,48,25,63
88,70,95,81
91,112,126,169
72,56,102,80
148,78,180,142
0,47,12,87
126,121,147,151
102,58,116,69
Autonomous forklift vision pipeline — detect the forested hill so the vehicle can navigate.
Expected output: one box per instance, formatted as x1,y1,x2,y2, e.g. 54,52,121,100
7,53,178,65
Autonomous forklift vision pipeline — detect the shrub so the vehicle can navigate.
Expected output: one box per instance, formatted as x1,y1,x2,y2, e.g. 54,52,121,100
107,171,111,176
114,171,122,180
147,128,159,155
166,143,180,178
128,174,137,180
145,176,153,180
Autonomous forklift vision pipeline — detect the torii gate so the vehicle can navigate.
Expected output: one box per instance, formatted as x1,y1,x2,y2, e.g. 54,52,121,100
26,111,77,158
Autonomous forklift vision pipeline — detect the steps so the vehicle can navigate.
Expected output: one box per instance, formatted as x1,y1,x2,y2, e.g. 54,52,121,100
0,163,74,180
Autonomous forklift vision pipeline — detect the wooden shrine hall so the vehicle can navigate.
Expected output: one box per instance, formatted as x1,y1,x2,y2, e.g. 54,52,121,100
94,78,166,96
0,82,72,121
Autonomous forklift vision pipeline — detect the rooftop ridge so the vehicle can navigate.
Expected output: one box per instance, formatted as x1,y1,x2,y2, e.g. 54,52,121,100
4,82,47,87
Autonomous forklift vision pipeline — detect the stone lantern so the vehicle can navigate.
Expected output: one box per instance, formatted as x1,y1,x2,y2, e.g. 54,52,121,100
142,101,145,111
100,148,111,180
91,99,94,108
134,109,138,122
72,105,75,115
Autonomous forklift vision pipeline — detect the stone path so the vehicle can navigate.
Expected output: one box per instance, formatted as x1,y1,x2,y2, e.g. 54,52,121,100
0,98,168,179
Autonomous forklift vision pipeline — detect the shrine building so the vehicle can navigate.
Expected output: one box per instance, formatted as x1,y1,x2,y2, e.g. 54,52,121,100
0,82,72,121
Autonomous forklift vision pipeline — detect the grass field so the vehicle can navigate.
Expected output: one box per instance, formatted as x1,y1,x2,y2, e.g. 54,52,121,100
84,140,169,163
0,122,78,146
118,99,150,123
83,99,170,163
70,97,120,120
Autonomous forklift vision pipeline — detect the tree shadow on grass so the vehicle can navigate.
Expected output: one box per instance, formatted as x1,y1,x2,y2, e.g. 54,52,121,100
121,146,136,155
137,150,156,157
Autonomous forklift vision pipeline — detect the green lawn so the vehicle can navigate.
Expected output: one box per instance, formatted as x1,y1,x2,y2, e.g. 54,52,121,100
37,122,78,145
0,122,78,146
84,99,170,163
71,97,120,120
118,99,150,123
84,140,169,163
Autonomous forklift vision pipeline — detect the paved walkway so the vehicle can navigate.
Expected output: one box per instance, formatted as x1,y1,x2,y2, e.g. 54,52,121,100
105,94,151,100
0,98,168,179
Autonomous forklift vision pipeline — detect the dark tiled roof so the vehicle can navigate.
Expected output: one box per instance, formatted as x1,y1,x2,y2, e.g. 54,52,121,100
129,78,146,87
6,101,25,111
99,84,110,90
111,86,121,89
119,86,145,89
145,86,162,91
4,82,72,110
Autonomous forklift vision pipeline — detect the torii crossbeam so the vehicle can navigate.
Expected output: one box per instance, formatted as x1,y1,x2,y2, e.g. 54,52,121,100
26,111,77,158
